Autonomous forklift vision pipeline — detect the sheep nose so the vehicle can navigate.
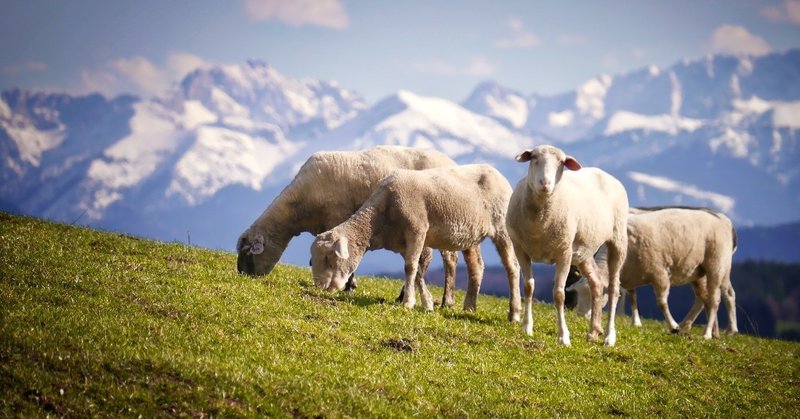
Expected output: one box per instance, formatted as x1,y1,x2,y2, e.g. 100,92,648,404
539,179,551,188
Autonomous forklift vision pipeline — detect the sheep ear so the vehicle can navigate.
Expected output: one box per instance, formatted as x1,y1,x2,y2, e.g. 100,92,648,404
333,237,349,260
515,149,534,163
249,233,265,255
564,156,582,171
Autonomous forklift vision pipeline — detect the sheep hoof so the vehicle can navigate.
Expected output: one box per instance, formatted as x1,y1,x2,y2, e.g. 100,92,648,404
586,332,600,343
670,328,680,334
558,335,571,346
604,336,617,347
509,312,521,323
523,323,533,336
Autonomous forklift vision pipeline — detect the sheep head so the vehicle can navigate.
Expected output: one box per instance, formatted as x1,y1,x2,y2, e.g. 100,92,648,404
236,228,281,276
515,145,581,195
310,231,362,292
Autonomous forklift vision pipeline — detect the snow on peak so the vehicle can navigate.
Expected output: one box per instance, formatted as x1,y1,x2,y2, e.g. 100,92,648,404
737,56,754,76
604,111,703,136
176,61,366,133
178,100,217,129
325,90,532,158
709,127,756,159
0,97,10,119
628,171,735,214
548,110,574,127
772,101,800,129
575,75,612,119
669,71,682,115
462,81,529,128
167,126,302,205
0,104,66,167
85,101,188,217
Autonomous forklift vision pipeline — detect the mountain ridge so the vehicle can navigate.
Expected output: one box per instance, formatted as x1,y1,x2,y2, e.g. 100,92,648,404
2,50,799,270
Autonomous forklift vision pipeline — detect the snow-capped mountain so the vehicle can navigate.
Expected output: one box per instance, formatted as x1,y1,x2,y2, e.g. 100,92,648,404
464,50,800,227
2,51,799,272
307,89,533,160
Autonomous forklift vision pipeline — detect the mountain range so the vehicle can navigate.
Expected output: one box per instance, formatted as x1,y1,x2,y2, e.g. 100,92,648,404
2,51,799,271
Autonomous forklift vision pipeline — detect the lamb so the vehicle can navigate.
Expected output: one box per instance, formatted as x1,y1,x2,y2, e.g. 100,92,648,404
310,164,522,321
567,206,739,338
506,145,628,346
236,145,482,309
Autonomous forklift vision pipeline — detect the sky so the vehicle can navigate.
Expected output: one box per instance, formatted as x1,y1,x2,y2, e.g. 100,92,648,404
2,0,800,103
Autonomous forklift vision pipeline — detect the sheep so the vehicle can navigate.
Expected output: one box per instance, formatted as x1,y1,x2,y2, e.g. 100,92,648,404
310,164,522,321
506,144,628,346
568,206,738,338
236,145,482,309
565,269,626,319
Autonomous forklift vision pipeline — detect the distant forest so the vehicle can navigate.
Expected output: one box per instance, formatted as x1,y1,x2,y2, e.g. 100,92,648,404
415,260,800,342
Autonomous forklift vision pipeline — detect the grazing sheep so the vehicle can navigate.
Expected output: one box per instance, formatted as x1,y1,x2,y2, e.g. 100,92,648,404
310,164,521,321
236,145,481,308
569,206,738,338
565,270,626,319
506,145,628,346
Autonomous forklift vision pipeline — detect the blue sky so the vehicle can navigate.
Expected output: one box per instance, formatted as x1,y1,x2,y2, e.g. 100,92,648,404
2,0,800,103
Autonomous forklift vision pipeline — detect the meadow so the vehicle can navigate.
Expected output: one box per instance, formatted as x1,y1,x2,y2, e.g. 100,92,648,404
1,212,798,417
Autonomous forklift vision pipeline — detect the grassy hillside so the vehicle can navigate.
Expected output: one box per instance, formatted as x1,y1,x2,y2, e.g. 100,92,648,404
1,212,799,417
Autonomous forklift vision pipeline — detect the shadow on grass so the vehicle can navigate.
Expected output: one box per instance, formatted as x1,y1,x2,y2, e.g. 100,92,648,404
300,288,389,308
439,309,500,326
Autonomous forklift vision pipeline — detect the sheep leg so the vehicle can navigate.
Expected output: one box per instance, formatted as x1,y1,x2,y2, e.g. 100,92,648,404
415,247,435,311
554,255,573,346
401,244,422,310
604,240,625,347
679,280,706,331
628,288,642,326
653,279,680,332
578,258,604,343
462,246,484,312
702,271,723,340
493,233,521,323
395,247,437,304
514,245,534,336
615,289,626,317
722,274,738,335
440,250,458,308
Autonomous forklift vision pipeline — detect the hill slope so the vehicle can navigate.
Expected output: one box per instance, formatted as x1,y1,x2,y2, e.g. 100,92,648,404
1,213,799,417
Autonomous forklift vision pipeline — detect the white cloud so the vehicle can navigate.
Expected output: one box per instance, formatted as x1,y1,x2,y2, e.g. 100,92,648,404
243,0,349,29
705,25,771,56
414,56,494,77
761,0,800,24
79,53,208,98
495,17,539,49
2,61,47,75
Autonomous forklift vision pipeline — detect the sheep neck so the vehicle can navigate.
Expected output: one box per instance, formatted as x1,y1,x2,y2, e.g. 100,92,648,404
253,193,301,245
336,204,383,254
524,185,564,219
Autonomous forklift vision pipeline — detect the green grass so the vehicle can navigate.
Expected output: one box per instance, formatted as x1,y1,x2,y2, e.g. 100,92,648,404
1,212,799,417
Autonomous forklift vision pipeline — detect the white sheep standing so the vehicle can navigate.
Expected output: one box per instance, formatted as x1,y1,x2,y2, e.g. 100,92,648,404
568,206,738,338
236,146,482,309
310,164,522,321
506,145,629,346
